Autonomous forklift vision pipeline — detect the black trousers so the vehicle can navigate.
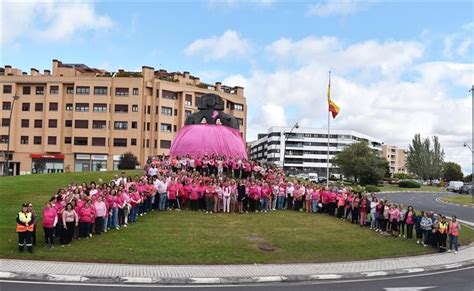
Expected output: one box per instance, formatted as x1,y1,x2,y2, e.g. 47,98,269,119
190,200,198,211
95,217,104,234
286,196,293,210
79,222,91,238
18,231,33,252
337,206,344,218
439,233,447,252
61,222,75,245
43,227,54,245
352,208,359,224
406,224,414,239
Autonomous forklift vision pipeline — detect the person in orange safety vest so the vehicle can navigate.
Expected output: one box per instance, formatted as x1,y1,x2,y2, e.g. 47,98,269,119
16,203,35,253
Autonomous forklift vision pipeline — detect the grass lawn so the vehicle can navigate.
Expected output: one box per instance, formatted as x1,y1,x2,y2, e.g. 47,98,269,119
441,195,474,206
379,185,446,193
0,171,471,265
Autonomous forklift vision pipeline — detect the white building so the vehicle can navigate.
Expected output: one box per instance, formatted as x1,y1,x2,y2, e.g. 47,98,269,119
250,126,383,177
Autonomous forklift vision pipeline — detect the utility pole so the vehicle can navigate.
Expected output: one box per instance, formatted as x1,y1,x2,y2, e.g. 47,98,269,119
4,95,20,176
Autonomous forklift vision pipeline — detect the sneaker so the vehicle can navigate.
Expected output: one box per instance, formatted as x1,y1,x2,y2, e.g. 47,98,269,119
62,245,65,247
448,249,452,253
116,227,120,230
454,251,458,254
123,224,128,228
89,233,93,237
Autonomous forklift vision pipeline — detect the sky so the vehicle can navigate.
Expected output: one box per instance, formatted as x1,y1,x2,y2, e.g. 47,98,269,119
1,0,473,174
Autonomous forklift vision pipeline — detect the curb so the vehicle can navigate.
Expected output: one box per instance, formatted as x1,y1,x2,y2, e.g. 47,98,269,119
435,197,474,209
2,259,474,285
379,191,450,194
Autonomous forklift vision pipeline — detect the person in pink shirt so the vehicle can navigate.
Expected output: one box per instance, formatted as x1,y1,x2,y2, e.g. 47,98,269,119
42,201,57,248
336,191,346,219
305,186,313,213
93,195,107,234
128,185,141,223
60,203,78,246
167,179,179,211
205,182,215,213
277,183,286,210
311,187,320,213
79,200,94,239
389,204,400,236
222,183,231,213
183,181,192,210
190,182,199,211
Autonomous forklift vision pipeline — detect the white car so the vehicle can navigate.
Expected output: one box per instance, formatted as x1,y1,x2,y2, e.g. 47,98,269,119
447,181,464,192
308,173,318,183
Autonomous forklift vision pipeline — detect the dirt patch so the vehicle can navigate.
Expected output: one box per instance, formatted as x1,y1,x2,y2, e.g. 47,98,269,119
257,243,277,252
245,235,263,242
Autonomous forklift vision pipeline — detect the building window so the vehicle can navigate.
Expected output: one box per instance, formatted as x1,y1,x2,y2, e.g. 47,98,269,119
3,85,12,94
146,139,150,148
93,86,108,95
2,102,11,110
64,137,72,144
0,135,8,143
74,120,88,129
74,137,88,146
114,121,128,130
36,86,44,95
34,119,42,128
160,123,172,133
48,119,58,128
147,106,151,114
1,118,9,127
75,103,89,112
154,140,157,148
22,103,30,111
114,104,128,113
20,136,29,144
160,139,171,149
48,136,57,145
49,102,58,111
92,137,106,146
93,103,107,112
115,88,129,96
113,138,127,147
195,96,202,107
65,103,73,111
35,103,43,112
161,106,172,115
146,122,150,131
174,109,178,116
23,86,31,95
65,120,72,127
185,110,192,118
131,138,137,146
162,90,178,100
50,86,59,95
155,123,158,131
66,86,74,94
173,125,177,132
233,103,244,111
185,94,192,106
92,120,106,129
33,136,42,145
132,88,139,95
132,104,139,112
21,119,29,128
76,86,90,95
131,121,137,129
236,118,243,126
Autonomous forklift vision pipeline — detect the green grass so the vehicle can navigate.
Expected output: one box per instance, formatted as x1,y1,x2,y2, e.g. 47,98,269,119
441,195,474,206
0,171,471,265
379,185,445,193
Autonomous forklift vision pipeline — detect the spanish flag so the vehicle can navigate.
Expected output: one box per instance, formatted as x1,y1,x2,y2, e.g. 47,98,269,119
327,77,340,119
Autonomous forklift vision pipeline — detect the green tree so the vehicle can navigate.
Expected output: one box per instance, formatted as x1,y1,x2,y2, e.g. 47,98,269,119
392,172,414,179
407,134,444,180
464,173,473,183
443,162,464,182
332,142,388,185
118,152,140,170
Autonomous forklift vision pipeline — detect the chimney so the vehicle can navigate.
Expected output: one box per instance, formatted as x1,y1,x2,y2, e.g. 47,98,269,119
4,65,12,75
52,59,61,76
44,69,51,76
183,71,190,79
215,82,222,91
234,86,244,96
31,68,40,76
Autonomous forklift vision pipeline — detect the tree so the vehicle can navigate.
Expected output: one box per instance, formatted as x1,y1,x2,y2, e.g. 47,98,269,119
407,134,444,180
443,162,464,182
332,142,388,185
464,174,473,183
118,152,139,170
392,172,415,179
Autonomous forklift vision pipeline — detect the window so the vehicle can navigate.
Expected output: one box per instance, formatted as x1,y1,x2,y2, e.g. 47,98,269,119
146,122,150,131
50,86,59,94
146,139,150,148
160,123,172,132
154,140,157,148
93,103,107,112
185,94,192,106
74,120,88,129
92,120,106,129
49,102,58,111
93,86,108,95
113,138,127,147
147,106,150,114
75,103,89,112
65,103,73,111
233,103,244,111
160,139,171,149
66,87,74,94
33,136,42,145
3,85,12,94
115,88,129,96
48,119,58,128
132,88,139,95
36,86,44,95
131,121,137,129
76,86,90,95
20,136,28,144
114,121,128,130
132,104,139,112
236,118,244,126
23,86,31,95
0,135,8,143
161,106,172,115
131,138,137,146
162,90,178,100
74,137,88,146
35,103,43,112
1,118,9,127
92,137,106,146
2,102,11,110
48,136,57,145
65,120,72,127
64,137,72,144
195,96,202,107
174,109,178,116
155,123,158,131
173,125,177,132
114,104,128,113
185,110,192,118
34,119,42,128
22,103,30,111
21,119,29,128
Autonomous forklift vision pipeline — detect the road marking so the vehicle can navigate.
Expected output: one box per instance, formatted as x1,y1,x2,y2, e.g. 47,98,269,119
363,271,388,277
253,276,284,282
384,287,435,291
122,277,153,283
310,274,342,279
404,268,424,273
48,274,83,282
189,278,221,284
0,272,13,279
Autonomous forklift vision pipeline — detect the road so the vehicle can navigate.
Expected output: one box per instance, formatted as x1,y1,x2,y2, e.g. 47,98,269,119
377,192,474,224
1,267,473,291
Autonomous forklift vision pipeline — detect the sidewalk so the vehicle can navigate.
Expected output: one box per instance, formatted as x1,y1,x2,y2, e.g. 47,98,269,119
1,245,473,285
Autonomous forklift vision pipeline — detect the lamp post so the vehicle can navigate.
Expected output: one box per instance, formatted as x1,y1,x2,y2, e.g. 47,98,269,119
280,121,299,175
3,95,20,176
464,142,473,203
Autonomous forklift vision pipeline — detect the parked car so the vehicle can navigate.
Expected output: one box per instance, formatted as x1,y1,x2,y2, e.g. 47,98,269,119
296,173,309,180
308,173,318,183
459,184,472,195
447,181,464,192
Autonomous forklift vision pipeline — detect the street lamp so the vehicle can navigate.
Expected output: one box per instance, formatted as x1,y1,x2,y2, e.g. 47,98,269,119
3,95,20,176
280,121,299,174
464,142,473,202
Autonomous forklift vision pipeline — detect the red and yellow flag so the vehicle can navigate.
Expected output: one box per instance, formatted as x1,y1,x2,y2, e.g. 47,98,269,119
327,77,340,119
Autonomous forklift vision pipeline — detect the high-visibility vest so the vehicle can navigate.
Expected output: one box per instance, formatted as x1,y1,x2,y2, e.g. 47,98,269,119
438,221,448,234
16,212,34,232
449,222,460,236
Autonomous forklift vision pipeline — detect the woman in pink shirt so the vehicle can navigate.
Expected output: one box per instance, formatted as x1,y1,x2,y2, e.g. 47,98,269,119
190,182,199,211
389,204,400,236
79,200,94,239
305,186,313,213
60,203,78,246
167,179,179,210
336,191,346,219
405,205,415,240
43,201,57,248
94,195,107,234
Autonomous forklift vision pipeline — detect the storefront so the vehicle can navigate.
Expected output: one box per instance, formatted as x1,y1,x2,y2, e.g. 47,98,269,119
31,154,64,174
74,154,108,172
113,155,121,170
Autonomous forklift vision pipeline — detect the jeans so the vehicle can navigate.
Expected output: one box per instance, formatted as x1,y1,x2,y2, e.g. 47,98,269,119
260,197,268,211
423,229,431,245
449,235,459,251
109,208,118,228
159,192,168,211
271,196,277,210
311,200,319,213
370,212,377,229
129,206,138,223
277,196,285,209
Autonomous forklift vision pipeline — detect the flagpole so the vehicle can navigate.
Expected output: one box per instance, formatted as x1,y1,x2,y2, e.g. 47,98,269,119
326,71,331,188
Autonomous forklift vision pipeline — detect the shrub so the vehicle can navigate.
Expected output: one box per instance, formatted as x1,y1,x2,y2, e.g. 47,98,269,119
118,152,140,170
398,180,421,188
365,185,380,192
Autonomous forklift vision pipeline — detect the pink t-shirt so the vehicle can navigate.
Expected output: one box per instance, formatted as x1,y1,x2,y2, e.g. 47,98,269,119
42,207,57,228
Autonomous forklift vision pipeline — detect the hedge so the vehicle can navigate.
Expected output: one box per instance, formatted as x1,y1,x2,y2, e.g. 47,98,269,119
398,180,421,188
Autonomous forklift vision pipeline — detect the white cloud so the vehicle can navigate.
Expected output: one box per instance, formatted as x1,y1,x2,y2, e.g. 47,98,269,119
1,0,114,46
442,22,473,59
307,0,375,17
184,30,252,61
208,0,274,8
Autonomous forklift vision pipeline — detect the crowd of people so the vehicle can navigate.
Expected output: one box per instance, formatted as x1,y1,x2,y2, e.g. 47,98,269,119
16,154,462,255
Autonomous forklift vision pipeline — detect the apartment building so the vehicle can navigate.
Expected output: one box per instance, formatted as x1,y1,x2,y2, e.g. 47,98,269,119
382,144,407,173
250,126,382,177
0,60,246,175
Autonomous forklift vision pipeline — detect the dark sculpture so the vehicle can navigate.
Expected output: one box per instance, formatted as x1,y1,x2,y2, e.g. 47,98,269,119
184,93,239,130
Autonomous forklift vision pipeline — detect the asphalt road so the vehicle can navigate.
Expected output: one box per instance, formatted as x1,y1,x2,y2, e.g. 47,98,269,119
376,192,474,224
1,268,473,291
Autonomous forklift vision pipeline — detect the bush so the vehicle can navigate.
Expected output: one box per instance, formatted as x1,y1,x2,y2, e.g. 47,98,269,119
365,185,380,192
398,180,421,188
118,152,140,170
